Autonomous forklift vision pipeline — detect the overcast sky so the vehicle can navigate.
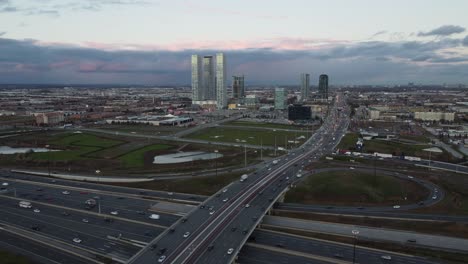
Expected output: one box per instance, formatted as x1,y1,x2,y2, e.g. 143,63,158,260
1,0,468,85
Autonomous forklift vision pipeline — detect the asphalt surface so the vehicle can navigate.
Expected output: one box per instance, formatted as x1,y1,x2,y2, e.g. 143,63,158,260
263,215,468,252
0,169,206,202
128,93,351,264
246,229,438,264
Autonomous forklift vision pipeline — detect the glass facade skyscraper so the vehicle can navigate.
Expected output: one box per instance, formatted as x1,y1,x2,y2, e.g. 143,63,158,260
275,87,286,110
203,56,215,100
191,55,202,102
318,74,329,99
216,53,226,109
300,73,310,102
232,75,245,99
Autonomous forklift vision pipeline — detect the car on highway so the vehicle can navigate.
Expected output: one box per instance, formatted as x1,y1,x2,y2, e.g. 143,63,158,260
393,205,400,209
167,192,173,196
349,167,355,170
222,198,229,202
62,191,70,195
432,196,437,200
149,214,160,220
73,238,82,243
110,211,119,215
33,208,40,213
183,232,190,238
31,225,41,231
245,204,250,208
227,248,234,255
222,188,228,193
82,218,89,223
157,255,166,263
2,182,9,186
381,255,392,260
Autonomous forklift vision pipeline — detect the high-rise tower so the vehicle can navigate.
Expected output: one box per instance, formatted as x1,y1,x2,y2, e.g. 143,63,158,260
216,53,226,109
318,74,329,99
232,75,245,99
275,87,286,110
191,55,202,102
203,56,216,100
300,73,310,102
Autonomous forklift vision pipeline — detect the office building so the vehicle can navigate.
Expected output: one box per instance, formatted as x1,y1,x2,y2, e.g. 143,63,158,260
275,87,286,110
300,73,310,102
191,55,203,102
288,104,311,121
216,53,227,109
232,75,245,99
203,56,216,100
318,74,329,99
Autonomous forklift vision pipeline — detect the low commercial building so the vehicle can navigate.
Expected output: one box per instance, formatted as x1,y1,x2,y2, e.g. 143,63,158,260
34,112,64,125
288,104,311,121
414,112,455,122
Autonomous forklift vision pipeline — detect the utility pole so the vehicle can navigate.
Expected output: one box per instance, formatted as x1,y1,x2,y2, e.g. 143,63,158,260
352,230,359,264
260,139,263,161
46,144,51,177
214,150,218,177
274,135,277,156
244,144,247,167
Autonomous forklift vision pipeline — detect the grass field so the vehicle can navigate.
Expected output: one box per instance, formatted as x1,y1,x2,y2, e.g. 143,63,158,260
338,133,431,156
285,170,426,206
97,124,185,136
116,171,250,195
224,121,308,130
0,250,34,264
30,133,123,161
119,144,172,167
185,127,309,147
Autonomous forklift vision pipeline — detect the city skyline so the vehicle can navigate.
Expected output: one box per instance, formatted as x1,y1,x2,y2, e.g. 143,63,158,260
1,0,468,85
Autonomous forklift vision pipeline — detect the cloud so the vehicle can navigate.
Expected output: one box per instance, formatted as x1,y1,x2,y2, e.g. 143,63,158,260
0,32,5,36
0,36,468,85
418,25,466,37
463,36,468,46
371,30,387,38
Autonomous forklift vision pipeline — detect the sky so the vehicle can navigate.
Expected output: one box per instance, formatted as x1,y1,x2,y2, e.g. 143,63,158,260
1,0,468,85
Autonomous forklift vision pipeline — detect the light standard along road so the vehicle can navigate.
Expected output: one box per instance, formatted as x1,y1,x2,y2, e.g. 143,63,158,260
352,229,360,264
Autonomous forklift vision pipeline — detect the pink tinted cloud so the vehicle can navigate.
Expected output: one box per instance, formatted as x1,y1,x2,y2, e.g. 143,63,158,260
80,37,348,52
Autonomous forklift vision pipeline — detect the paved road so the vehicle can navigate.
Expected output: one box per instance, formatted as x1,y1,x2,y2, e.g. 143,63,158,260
263,215,468,252
128,93,350,264
246,229,437,264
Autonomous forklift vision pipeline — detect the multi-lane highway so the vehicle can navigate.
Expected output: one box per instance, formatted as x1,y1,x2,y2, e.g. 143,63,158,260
128,93,352,264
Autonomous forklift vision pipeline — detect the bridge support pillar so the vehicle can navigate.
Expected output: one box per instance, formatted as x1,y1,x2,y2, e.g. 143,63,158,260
277,192,285,203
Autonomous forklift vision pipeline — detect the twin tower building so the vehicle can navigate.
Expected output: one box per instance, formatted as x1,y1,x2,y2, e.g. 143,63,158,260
191,53,227,109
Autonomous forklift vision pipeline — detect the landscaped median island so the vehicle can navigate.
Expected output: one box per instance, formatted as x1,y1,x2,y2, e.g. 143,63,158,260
183,126,310,147
285,170,428,206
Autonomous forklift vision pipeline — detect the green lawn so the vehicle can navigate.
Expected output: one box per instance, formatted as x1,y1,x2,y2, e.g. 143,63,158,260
119,144,173,167
0,250,34,264
285,170,424,205
30,133,123,161
224,121,307,130
185,127,309,147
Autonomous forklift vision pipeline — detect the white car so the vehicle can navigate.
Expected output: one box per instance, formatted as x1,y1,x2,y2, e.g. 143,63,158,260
432,196,437,200
222,198,229,202
33,208,40,213
73,238,82,243
149,214,160,220
167,192,173,196
349,167,355,170
110,211,119,215
245,204,250,208
62,191,70,195
296,174,302,178
381,255,392,260
82,218,89,223
158,255,166,263
407,176,414,179
209,210,215,215
2,182,9,186
183,232,190,238
227,248,234,255
222,188,228,193
393,205,400,209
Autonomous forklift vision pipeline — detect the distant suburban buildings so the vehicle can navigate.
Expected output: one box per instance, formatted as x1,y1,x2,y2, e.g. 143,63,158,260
318,74,329,99
34,112,64,125
275,87,286,110
191,53,227,109
300,73,310,102
288,104,311,120
414,112,455,122
232,75,245,99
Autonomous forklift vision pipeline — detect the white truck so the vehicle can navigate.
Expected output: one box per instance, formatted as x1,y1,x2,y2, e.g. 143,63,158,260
19,201,32,208
240,174,248,182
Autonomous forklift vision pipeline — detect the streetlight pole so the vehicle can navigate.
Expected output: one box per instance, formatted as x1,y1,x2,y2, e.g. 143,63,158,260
244,144,247,168
45,144,50,177
260,138,263,161
214,150,218,177
352,229,359,264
